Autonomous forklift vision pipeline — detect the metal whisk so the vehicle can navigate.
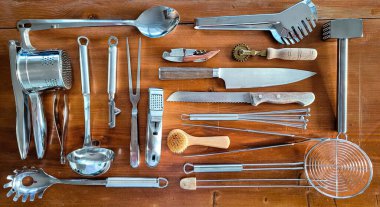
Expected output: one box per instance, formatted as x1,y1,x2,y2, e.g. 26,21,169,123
182,108,310,129
180,139,373,199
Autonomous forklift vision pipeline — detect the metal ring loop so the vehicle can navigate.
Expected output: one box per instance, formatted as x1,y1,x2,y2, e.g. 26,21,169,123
108,36,118,46
336,132,348,140
183,163,194,174
157,177,169,188
77,36,89,46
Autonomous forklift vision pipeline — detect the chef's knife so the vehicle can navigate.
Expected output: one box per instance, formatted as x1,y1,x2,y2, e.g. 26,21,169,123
159,67,316,89
167,92,315,106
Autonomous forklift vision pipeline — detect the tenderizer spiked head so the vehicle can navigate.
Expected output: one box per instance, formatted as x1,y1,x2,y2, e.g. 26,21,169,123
322,19,363,40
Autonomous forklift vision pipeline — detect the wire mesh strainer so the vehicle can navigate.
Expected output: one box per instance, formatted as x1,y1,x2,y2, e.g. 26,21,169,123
181,139,373,199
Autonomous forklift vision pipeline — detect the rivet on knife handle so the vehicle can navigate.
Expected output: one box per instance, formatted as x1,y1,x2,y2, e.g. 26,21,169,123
250,92,315,106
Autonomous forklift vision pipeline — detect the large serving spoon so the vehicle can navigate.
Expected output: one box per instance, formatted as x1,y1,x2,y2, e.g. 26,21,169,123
17,6,180,50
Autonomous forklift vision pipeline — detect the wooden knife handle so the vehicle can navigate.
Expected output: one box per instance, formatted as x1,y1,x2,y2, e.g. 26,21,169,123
250,92,315,106
266,48,318,60
159,67,214,80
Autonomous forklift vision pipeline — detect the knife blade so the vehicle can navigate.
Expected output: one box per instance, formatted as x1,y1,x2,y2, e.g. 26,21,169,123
167,92,315,106
159,67,316,89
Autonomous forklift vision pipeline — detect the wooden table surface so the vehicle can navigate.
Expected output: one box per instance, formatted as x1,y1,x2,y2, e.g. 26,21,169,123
1,0,379,206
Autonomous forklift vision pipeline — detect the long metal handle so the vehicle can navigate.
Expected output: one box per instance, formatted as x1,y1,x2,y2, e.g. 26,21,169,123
106,177,168,188
184,114,239,121
9,40,31,159
130,109,140,168
18,19,135,50
29,92,46,159
78,36,92,147
194,14,277,30
337,38,348,134
108,36,119,128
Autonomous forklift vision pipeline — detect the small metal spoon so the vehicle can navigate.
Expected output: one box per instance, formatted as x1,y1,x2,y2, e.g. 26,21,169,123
67,36,114,177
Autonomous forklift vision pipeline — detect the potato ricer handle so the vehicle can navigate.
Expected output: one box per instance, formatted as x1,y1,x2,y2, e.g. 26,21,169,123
29,92,47,159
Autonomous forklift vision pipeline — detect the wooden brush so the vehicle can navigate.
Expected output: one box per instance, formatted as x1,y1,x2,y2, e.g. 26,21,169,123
167,129,230,154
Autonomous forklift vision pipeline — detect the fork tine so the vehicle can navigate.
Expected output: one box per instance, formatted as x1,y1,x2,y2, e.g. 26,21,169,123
126,37,133,96
6,175,14,180
303,19,313,32
22,194,28,202
298,23,308,36
289,29,300,42
30,193,36,201
294,26,304,39
309,16,317,28
38,191,44,199
3,181,12,188
13,192,21,201
6,189,15,197
281,37,290,45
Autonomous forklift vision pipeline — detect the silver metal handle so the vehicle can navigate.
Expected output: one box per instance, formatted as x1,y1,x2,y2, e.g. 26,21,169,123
182,114,239,121
18,19,134,50
145,118,163,168
130,108,140,168
184,163,243,174
9,40,31,159
108,36,120,128
337,38,348,135
78,36,92,147
106,177,168,188
29,92,46,159
194,14,277,30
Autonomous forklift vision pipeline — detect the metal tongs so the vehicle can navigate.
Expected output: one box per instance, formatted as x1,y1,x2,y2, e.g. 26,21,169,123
194,0,318,45
108,36,121,128
162,48,219,62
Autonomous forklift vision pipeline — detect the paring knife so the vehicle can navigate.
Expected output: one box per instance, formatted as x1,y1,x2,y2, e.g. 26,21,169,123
159,67,316,89
167,92,315,106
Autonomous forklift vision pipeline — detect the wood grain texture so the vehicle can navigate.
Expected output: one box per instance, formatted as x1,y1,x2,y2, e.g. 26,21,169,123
0,1,379,206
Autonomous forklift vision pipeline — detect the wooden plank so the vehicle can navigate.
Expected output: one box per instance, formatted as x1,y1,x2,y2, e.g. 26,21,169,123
0,0,380,28
0,15,379,207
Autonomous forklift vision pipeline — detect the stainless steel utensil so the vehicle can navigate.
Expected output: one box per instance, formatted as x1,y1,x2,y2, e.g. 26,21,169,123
8,41,31,160
17,6,180,50
182,108,310,129
183,123,307,138
168,92,315,106
162,48,220,62
9,40,72,159
322,19,363,137
127,37,141,168
67,36,115,176
159,67,316,89
180,139,373,199
4,167,169,202
146,88,164,167
183,162,304,174
53,92,68,164
194,0,317,45
108,36,121,128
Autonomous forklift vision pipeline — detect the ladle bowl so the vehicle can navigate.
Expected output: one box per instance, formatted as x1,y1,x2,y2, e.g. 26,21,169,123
67,147,114,176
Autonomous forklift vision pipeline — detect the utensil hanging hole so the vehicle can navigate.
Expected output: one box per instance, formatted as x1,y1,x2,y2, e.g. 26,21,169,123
183,163,194,174
158,178,169,188
22,176,35,186
77,36,89,46
151,155,156,161
19,23,32,28
108,36,118,46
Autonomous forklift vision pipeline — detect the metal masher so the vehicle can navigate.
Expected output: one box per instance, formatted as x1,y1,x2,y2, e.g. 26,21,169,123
180,139,373,199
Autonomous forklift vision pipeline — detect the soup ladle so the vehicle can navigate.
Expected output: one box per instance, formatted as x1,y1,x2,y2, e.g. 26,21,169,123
67,36,115,176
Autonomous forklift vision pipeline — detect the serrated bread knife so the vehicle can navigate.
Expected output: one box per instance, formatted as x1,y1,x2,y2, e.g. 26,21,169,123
167,92,315,106
159,67,316,89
